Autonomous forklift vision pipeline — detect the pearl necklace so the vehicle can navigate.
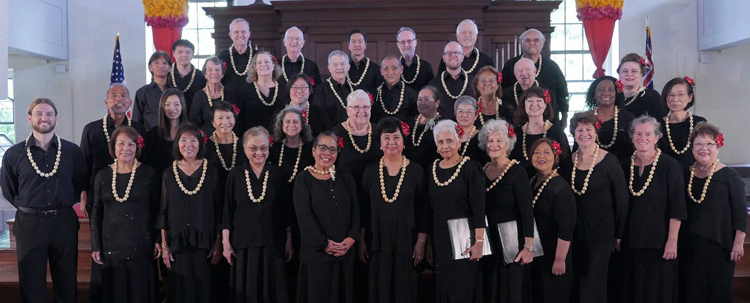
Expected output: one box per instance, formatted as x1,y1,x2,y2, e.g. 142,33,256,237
203,85,224,107
521,121,552,160
459,127,477,157
432,156,470,187
400,54,421,84
513,80,540,105
594,106,619,149
440,70,469,100
102,114,132,142
111,159,138,203
254,82,279,106
464,48,481,74
411,114,439,147
170,63,197,93
172,159,208,195
570,145,600,195
344,119,372,153
484,159,518,192
244,169,269,203
278,140,304,183
687,161,718,204
379,156,408,203
211,131,238,171
624,86,647,107
664,112,693,155
347,57,371,87
477,96,501,126
25,134,62,178
628,149,661,197
281,53,305,82
328,78,354,110
228,45,252,76
305,165,336,181
377,81,405,115
530,169,557,207
533,55,543,77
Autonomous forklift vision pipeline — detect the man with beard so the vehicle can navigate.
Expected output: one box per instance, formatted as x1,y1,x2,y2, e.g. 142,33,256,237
279,26,322,89
347,29,383,92
167,39,207,114
218,18,253,90
1,98,88,303
369,55,418,123
436,19,494,77
396,27,434,91
429,41,474,120
313,50,353,125
501,58,559,124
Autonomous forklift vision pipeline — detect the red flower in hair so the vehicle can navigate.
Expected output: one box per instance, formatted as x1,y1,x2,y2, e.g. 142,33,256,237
272,55,279,65
302,109,309,121
126,110,132,119
455,125,465,138
400,121,410,136
368,92,374,105
338,136,345,148
551,141,562,156
137,135,145,150
715,133,724,148
223,61,227,70
308,76,315,86
268,136,274,146
199,130,209,144
507,125,516,139
497,72,503,83
594,118,603,130
543,90,552,104
684,76,695,87
232,104,240,116
476,101,483,113
615,80,624,93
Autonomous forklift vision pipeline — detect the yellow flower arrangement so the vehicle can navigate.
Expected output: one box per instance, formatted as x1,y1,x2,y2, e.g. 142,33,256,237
576,0,624,20
143,0,189,27
576,0,624,9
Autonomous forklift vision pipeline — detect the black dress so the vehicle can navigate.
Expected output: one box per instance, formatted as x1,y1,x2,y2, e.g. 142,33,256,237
368,81,418,124
223,163,290,303
657,114,707,167
482,163,533,303
361,160,429,303
530,176,577,303
167,66,207,114
91,164,160,303
623,89,664,119
189,87,242,132
510,123,571,178
428,158,486,303
242,82,286,130
619,153,686,303
404,115,442,171
312,78,353,125
157,160,221,303
293,170,361,303
679,167,747,303
559,152,628,303
143,127,175,177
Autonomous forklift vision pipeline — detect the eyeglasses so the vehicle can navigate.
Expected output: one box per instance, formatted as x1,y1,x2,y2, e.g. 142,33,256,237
523,38,542,44
478,78,498,85
417,97,435,103
291,86,309,92
443,51,463,57
694,142,717,149
247,146,269,153
316,145,339,154
397,39,415,45
668,93,689,98
348,105,371,112
329,62,348,68
456,109,476,116
286,37,303,42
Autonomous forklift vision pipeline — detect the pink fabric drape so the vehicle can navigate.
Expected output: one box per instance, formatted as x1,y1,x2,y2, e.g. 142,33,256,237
583,17,616,78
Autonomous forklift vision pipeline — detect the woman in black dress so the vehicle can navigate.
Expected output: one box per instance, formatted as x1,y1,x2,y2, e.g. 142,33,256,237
621,116,686,303
222,126,290,303
472,66,513,127
362,117,429,303
478,118,534,303
510,86,570,177
454,95,486,163
404,85,443,171
617,53,664,118
158,124,221,303
143,88,189,175
285,73,332,137
91,126,160,303
680,122,746,303
190,56,241,132
242,50,285,130
429,119,486,303
528,138,576,303
293,132,361,303
657,76,706,167
581,76,634,161
559,111,628,303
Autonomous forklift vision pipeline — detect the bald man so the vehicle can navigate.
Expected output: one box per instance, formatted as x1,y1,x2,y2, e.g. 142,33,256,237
280,26,322,89
428,41,475,120
436,19,494,77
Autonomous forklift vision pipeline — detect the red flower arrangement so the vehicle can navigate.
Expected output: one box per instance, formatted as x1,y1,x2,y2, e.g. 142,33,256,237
543,90,552,104
551,141,563,156
507,125,516,139
199,130,208,144
137,135,145,150
338,137,345,148
400,121,411,136
232,104,240,116
455,125,465,138
594,118,603,130
615,80,624,93
715,133,724,148
497,72,503,83
684,76,695,87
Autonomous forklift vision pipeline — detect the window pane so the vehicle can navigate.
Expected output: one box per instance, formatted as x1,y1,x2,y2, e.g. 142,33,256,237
569,93,588,113
550,24,565,51
582,53,597,81
551,54,567,77
551,6,565,24
565,53,584,81
569,81,592,95
565,0,579,24
565,24,584,51
197,29,216,56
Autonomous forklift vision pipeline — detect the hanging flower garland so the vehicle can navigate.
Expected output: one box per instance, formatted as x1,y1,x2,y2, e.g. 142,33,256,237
143,0,189,28
576,0,624,21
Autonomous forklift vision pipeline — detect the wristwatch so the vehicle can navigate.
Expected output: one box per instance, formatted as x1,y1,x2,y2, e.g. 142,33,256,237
524,244,535,252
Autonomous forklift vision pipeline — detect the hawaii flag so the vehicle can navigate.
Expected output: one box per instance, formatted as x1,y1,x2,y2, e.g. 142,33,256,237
643,25,654,90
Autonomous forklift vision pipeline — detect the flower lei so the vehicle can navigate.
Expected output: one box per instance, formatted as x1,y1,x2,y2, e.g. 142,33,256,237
102,114,132,142
281,53,305,82
401,54,421,84
228,45,253,76
347,57,371,87
377,82,405,115
440,70,469,100
170,63,196,93
594,106,618,149
379,156,408,203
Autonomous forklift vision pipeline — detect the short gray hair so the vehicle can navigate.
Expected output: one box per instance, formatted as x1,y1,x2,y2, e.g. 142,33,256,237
201,56,225,75
106,82,130,99
346,89,370,107
229,18,250,32
628,115,663,140
242,126,270,145
328,50,350,65
456,19,478,35
478,118,516,155
380,55,402,68
284,26,303,40
453,95,478,114
433,120,459,144
396,27,417,40
520,28,546,44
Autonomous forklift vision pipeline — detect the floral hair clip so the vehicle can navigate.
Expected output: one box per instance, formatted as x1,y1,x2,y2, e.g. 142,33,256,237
199,130,209,144
455,125,465,138
338,136,345,148
715,133,724,148
137,135,145,150
684,76,695,87
302,109,308,120
594,118,603,130
232,104,241,116
640,57,648,67
543,90,552,104
551,141,562,156
222,61,227,70
272,55,279,66
400,121,410,136
476,101,483,113
368,92,374,105
615,80,624,93
308,76,315,86
268,136,274,146
497,72,503,83
507,125,516,139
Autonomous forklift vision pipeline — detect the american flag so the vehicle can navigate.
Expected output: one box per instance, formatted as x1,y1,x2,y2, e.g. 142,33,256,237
643,26,654,90
111,34,125,84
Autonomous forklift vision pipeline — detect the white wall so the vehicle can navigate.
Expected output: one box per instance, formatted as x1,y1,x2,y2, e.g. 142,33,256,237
8,0,68,60
697,0,750,51
0,0,8,101
620,0,750,165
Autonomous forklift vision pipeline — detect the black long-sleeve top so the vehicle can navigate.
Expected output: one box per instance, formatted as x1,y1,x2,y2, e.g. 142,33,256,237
501,55,569,113
241,82,286,130
142,127,175,176
474,100,516,130
683,167,747,250
573,107,635,161
157,160,221,253
533,176,577,266
559,152,629,244
91,164,160,259
312,78,353,125
620,153,686,249
369,81,418,124
428,71,475,121
401,56,435,91
223,163,288,249
437,49,494,77
658,114,707,167
404,115,442,171
268,142,314,184
293,170,361,263
167,66,207,114
132,82,164,129
510,123,571,178
1,135,87,208
460,133,488,165
348,57,384,92
624,89,664,119
188,87,242,131
218,47,253,91
361,160,429,253
80,118,148,193
205,137,247,221
485,163,535,248
277,55,323,90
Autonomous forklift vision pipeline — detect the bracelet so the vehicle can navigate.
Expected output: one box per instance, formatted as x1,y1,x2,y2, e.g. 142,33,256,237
161,244,167,249
418,239,426,243
475,238,484,243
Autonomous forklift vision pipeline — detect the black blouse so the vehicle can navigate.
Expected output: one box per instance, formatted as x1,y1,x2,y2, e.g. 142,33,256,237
312,78,353,125
142,127,175,176
293,170,361,263
658,114,707,167
268,142,314,185
205,137,248,217
459,133,488,165
348,57,384,92
241,82,286,130
222,163,289,249
624,89,664,119
683,167,748,250
437,49,494,77
167,66,207,113
510,123,571,178
587,107,635,161
532,176,577,266
404,115,442,171
188,87,242,132
157,160,221,253
560,152,629,244
620,153,686,249
429,71,475,121
361,160,429,254
401,56,435,92
484,163,534,246
369,81,419,124
91,164,160,259
474,100,516,130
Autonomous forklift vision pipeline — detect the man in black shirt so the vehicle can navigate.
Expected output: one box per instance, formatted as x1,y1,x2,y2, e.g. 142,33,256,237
369,55,418,123
437,19,495,77
501,57,560,125
347,29,383,92
167,39,207,115
218,18,253,91
133,51,170,129
429,41,474,120
1,98,88,303
313,50,353,125
396,27,434,91
279,26,322,89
